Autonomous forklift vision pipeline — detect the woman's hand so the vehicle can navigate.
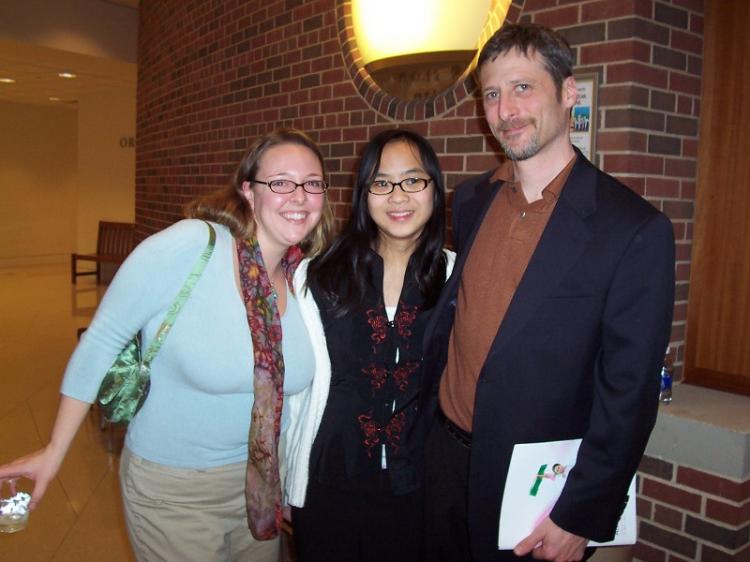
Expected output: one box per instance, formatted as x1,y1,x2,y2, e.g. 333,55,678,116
0,446,66,510
0,395,92,510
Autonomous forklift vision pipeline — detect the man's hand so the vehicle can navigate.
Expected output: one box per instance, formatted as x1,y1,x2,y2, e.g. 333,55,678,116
514,516,587,561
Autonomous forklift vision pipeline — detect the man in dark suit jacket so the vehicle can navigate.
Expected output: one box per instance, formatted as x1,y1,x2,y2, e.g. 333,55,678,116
423,23,675,562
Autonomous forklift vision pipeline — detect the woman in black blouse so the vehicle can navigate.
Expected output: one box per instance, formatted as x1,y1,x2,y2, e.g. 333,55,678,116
291,129,454,561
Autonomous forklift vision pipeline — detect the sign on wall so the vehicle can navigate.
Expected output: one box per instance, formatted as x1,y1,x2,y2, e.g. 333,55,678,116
570,74,597,162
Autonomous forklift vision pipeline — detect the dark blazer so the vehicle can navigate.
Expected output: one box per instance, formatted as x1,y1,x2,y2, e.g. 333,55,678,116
422,150,675,561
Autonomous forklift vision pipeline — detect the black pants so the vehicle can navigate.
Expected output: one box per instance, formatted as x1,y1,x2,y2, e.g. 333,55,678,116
424,413,473,562
292,480,424,562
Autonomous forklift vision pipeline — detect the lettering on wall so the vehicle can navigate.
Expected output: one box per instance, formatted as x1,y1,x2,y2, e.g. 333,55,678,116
119,137,136,148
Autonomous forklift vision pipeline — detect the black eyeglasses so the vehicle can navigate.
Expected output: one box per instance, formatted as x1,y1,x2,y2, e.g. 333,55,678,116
368,177,432,195
252,179,328,194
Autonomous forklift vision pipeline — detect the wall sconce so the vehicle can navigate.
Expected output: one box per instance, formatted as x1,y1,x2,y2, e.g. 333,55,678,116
353,0,508,100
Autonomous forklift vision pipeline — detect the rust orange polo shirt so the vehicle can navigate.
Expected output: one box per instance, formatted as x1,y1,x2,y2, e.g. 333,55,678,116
439,155,576,432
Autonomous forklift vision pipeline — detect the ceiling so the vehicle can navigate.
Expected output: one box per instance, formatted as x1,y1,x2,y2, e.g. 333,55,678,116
0,0,138,107
0,40,136,106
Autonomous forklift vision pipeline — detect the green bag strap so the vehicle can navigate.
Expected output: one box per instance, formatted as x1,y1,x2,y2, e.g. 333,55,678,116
142,221,216,366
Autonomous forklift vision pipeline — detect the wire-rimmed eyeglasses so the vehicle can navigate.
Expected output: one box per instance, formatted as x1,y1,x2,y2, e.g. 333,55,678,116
368,177,432,195
252,179,328,194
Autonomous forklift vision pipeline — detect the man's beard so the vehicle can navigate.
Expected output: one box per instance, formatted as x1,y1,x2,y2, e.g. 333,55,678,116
492,119,540,161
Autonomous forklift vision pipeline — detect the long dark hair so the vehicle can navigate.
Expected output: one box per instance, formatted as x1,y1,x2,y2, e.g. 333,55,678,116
307,128,446,315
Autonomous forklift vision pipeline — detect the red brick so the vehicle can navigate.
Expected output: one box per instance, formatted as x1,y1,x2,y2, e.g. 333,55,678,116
638,496,655,518
681,181,696,199
532,6,580,28
655,2,689,29
640,456,675,481
639,521,697,558
701,543,750,562
678,467,750,503
466,154,502,172
466,118,490,135
633,541,667,562
597,131,648,152
604,154,664,175
342,127,367,142
665,158,697,178
580,40,651,65
641,478,702,512
560,22,606,46
673,0,704,12
685,514,749,550
582,0,652,21
608,17,670,45
670,323,686,341
706,498,750,527
523,0,558,10
429,119,467,136
599,84,651,108
690,14,704,35
646,177,681,198
663,200,694,220
670,72,702,96
606,108,665,131
616,176,645,195
671,29,703,55
607,62,669,89
439,155,464,172
654,504,684,530
675,264,692,287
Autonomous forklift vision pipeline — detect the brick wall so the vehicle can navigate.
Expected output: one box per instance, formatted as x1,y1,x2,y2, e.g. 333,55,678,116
637,456,750,561
136,0,700,376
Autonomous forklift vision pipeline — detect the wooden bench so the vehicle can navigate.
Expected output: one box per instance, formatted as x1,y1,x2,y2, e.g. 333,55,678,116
71,221,136,284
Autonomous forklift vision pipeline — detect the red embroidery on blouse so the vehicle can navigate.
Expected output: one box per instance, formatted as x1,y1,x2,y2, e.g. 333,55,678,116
357,413,381,458
395,303,419,339
362,363,388,392
366,307,387,346
392,361,418,392
385,411,406,452
358,409,409,457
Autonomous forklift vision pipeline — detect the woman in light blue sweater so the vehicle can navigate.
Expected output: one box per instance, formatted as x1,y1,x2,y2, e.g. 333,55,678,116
0,129,333,561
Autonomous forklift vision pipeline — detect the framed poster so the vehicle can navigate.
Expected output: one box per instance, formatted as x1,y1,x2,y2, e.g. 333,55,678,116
570,73,598,162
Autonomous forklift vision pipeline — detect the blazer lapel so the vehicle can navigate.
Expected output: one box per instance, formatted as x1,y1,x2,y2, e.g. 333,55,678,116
426,176,501,334
486,155,599,360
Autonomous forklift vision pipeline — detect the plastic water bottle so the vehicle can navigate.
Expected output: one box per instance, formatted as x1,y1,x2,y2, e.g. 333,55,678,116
659,347,673,403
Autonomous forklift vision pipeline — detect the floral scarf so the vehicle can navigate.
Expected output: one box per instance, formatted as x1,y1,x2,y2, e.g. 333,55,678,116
236,236,303,540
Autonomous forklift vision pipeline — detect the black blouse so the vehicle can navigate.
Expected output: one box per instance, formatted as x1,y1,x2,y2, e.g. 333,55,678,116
308,252,437,496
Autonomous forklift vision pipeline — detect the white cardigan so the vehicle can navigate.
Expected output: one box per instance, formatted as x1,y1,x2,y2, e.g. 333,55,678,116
284,258,331,507
284,251,456,507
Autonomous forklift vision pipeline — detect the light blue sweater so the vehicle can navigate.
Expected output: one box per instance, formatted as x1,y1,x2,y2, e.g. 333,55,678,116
61,220,315,468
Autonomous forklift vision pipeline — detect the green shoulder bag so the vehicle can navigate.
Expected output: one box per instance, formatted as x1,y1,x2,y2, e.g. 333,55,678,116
96,221,216,423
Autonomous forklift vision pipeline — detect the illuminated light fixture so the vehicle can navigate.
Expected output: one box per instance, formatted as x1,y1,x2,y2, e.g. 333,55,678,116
352,0,509,100
49,96,60,101
354,0,490,66
0,78,16,84
58,71,77,79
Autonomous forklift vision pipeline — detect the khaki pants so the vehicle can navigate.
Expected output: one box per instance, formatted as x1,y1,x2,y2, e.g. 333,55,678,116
119,447,280,562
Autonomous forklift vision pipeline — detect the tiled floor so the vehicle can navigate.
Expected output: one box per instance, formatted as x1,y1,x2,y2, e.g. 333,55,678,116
0,262,134,561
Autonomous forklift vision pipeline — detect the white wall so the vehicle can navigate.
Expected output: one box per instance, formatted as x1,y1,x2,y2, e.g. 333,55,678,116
76,90,136,253
0,87,136,264
0,101,78,264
